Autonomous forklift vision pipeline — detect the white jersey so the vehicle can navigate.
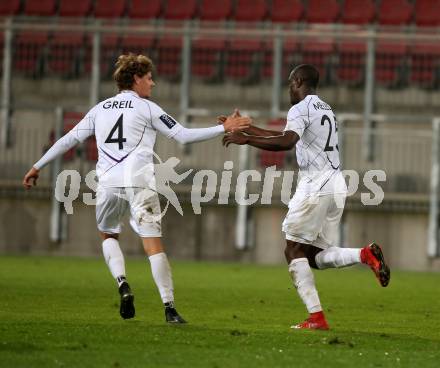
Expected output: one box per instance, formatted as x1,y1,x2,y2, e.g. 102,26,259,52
34,90,225,188
75,90,182,188
284,95,346,195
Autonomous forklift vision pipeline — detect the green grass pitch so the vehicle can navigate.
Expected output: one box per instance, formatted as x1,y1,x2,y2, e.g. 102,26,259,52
1,256,439,367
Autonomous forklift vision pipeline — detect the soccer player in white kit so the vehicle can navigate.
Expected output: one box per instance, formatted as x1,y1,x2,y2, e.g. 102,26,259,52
23,54,250,322
223,64,390,330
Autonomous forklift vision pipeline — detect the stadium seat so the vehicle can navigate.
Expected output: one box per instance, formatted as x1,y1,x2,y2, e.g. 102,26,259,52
225,39,265,83
84,34,120,78
0,0,20,16
198,0,232,21
301,40,335,85
192,38,227,81
13,32,49,77
23,0,56,16
233,0,267,22
335,42,366,86
375,42,408,87
378,0,413,25
341,0,376,25
263,39,299,80
259,119,287,168
94,0,126,18
270,0,304,23
48,33,85,77
156,37,182,79
59,0,92,17
410,42,440,88
128,0,161,19
163,0,197,20
415,0,440,27
305,0,339,24
120,35,155,56
86,137,98,161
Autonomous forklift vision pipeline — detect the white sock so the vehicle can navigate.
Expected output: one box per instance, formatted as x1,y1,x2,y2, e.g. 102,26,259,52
149,252,174,304
288,258,322,313
102,238,126,286
315,247,361,270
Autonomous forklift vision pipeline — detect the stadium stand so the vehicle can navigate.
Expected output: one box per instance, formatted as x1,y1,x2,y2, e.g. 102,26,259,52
94,0,126,18
224,0,268,83
156,0,197,79
378,0,413,25
305,0,340,24
58,0,92,17
14,31,48,76
0,0,20,16
128,0,161,19
24,0,56,16
191,0,232,80
336,41,366,86
415,0,440,26
48,33,85,77
341,0,376,25
410,41,440,88
375,41,408,87
270,0,304,23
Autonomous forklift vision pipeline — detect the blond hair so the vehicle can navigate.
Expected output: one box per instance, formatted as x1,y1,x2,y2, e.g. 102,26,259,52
113,53,154,91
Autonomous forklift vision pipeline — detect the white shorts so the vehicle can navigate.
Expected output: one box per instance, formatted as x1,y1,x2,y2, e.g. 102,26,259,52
282,192,346,249
96,187,162,238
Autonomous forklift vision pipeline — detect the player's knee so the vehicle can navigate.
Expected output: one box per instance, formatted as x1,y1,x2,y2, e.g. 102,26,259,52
284,241,305,263
100,232,119,240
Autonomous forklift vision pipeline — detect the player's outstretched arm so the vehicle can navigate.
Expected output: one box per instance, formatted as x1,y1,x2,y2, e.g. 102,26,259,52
223,130,298,152
171,116,251,145
218,110,282,137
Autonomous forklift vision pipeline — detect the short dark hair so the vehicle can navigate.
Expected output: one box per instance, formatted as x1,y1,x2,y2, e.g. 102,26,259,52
113,53,154,91
289,64,319,89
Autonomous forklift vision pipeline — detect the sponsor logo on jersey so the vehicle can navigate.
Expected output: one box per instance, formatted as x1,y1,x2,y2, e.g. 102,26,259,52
159,114,177,129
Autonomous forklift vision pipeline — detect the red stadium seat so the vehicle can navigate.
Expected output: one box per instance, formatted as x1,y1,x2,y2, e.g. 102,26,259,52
84,34,120,78
301,40,335,84
0,0,20,16
378,0,413,25
225,39,264,83
375,42,408,87
128,0,161,19
198,0,232,21
120,35,155,55
263,39,299,80
415,0,440,27
156,37,182,79
86,137,98,161
164,0,197,20
234,0,267,22
59,0,92,17
259,119,287,168
335,42,366,85
341,0,376,25
410,42,440,88
270,0,304,23
48,33,85,77
306,0,339,24
192,38,227,81
23,0,56,16
94,0,126,18
14,32,49,76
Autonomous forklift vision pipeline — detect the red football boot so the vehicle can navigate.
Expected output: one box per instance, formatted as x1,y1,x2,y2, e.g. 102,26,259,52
291,311,329,330
361,242,391,287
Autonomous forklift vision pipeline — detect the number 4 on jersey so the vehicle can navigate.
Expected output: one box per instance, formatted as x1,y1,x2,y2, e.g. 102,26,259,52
105,114,127,150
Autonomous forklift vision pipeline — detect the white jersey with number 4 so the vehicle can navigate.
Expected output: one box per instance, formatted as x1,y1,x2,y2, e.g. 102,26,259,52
284,94,346,195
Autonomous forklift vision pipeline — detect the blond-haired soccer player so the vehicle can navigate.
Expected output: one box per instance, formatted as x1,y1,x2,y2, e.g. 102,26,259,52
23,54,250,322
223,64,390,330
